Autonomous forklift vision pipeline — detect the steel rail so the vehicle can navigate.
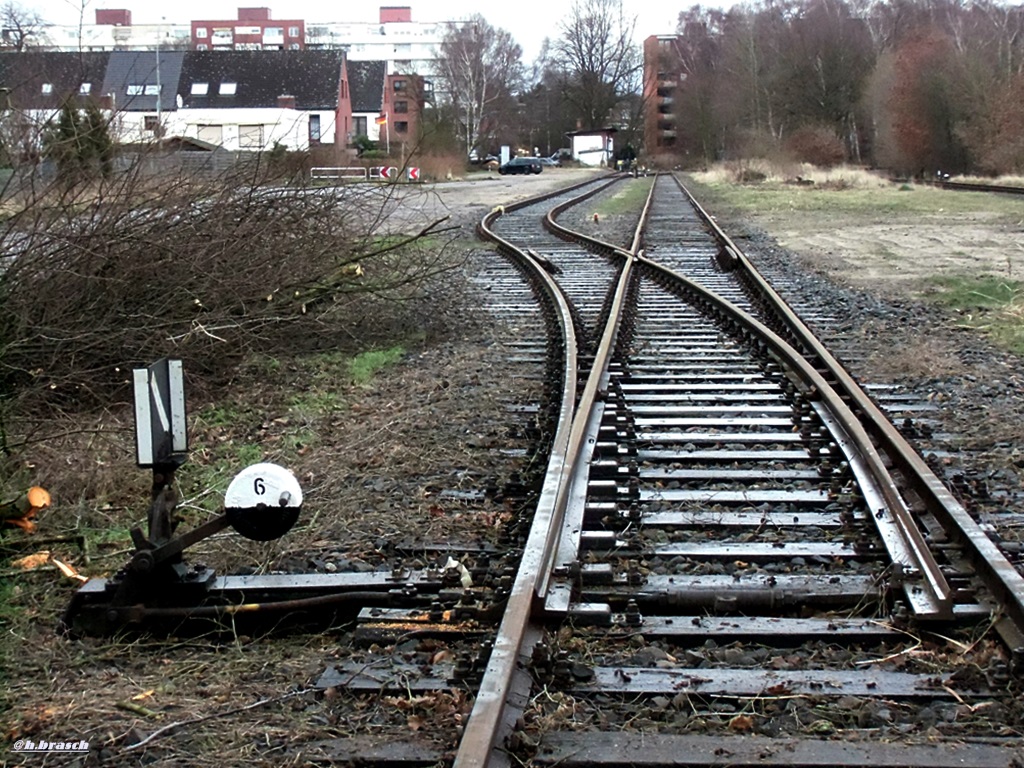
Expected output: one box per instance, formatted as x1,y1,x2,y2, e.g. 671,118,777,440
456,175,651,768
936,179,1024,195
674,173,1024,642
454,200,583,768
536,179,658,599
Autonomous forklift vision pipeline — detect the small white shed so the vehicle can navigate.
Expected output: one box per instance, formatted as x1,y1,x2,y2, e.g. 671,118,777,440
567,128,617,167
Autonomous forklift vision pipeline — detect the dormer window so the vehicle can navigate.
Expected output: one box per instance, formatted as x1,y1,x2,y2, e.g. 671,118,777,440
41,83,53,94
79,83,91,94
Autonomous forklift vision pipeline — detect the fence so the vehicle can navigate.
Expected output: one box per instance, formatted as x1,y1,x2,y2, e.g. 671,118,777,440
311,166,369,182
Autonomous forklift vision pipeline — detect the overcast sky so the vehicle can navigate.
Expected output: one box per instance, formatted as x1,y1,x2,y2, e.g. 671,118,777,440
30,0,684,61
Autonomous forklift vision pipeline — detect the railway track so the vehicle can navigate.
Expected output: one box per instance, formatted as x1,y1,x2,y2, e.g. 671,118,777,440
62,172,1024,765
456,172,1022,766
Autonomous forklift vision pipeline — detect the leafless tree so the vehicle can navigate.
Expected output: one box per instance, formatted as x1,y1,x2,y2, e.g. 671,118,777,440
670,8,728,162
0,1,45,51
553,0,642,130
432,15,524,156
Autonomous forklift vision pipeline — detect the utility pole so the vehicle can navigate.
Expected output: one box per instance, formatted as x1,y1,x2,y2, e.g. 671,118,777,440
155,18,163,133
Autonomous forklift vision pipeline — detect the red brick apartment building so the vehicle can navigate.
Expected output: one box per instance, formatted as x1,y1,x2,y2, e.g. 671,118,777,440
643,34,683,166
380,72,426,145
191,7,305,51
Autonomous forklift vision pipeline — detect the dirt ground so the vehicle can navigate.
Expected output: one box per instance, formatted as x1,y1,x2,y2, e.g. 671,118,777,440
741,208,1024,293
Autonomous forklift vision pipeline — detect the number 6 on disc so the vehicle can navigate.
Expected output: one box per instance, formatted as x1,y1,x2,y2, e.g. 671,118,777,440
225,462,303,541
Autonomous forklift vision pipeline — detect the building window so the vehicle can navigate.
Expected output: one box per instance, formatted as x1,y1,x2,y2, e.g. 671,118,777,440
191,83,208,95
309,114,321,144
144,84,160,96
353,116,366,137
144,115,159,131
265,26,282,36
393,79,405,91
196,27,207,38
289,43,300,49
197,124,223,144
79,83,91,94
41,83,53,94
395,121,408,133
239,124,264,149
394,100,408,114
288,26,299,37
197,44,208,50
219,83,237,96
127,84,144,95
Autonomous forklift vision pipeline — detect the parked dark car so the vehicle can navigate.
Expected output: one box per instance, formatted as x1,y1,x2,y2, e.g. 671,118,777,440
499,157,543,175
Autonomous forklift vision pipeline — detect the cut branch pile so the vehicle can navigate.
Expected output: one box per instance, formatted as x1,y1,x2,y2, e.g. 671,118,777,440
0,157,461,412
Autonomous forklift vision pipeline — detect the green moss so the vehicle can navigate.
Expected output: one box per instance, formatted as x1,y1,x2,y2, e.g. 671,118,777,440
926,275,1022,309
289,390,346,417
925,275,1024,354
591,177,654,216
349,346,406,384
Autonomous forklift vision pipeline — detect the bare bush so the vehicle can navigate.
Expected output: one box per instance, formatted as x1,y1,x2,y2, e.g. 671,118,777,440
0,151,462,425
784,125,846,168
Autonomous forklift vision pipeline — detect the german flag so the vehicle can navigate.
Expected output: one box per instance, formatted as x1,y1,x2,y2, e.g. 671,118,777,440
375,114,388,125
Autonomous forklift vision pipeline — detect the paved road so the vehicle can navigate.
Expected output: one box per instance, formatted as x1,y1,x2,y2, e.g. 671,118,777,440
384,168,610,236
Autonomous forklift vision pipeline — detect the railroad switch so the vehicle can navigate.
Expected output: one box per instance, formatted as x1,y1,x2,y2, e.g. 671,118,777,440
61,359,449,636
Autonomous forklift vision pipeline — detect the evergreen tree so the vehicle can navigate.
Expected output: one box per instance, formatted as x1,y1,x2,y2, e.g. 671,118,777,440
44,100,115,183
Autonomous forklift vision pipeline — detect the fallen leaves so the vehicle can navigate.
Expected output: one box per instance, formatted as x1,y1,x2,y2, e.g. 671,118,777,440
381,690,473,732
728,714,755,732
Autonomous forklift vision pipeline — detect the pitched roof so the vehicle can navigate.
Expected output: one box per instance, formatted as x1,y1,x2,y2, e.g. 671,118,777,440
102,51,186,112
178,50,345,110
347,60,385,113
0,51,110,109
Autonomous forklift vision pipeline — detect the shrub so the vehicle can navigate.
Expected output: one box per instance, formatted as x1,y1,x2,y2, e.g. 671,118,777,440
0,150,463,422
784,126,846,168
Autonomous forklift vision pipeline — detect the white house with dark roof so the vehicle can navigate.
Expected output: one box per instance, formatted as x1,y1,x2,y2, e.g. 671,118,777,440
0,50,408,155
169,50,350,151
0,51,110,155
346,60,386,143
97,49,350,152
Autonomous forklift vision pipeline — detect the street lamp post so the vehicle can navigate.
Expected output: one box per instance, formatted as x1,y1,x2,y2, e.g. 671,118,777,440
155,19,163,132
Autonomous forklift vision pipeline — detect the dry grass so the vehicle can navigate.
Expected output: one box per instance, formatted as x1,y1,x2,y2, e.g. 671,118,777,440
694,161,895,189
694,161,1024,192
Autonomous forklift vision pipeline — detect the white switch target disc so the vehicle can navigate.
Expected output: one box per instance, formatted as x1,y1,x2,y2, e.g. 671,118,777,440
225,462,303,541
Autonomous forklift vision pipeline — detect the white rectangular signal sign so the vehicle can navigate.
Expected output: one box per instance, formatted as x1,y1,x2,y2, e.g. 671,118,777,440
133,358,188,467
